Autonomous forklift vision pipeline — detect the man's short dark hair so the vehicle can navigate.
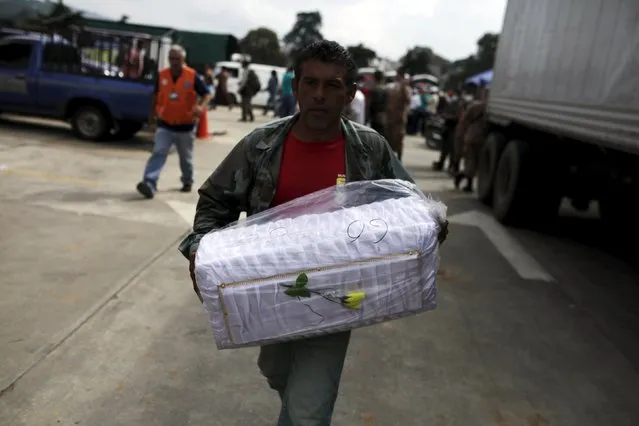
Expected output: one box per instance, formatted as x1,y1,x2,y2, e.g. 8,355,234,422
373,70,384,83
294,40,357,85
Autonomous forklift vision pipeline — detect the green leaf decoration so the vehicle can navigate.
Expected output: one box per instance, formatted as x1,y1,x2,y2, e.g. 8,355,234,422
295,272,309,288
285,287,311,298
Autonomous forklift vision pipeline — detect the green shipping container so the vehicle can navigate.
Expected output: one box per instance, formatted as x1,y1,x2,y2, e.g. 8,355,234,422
84,19,238,71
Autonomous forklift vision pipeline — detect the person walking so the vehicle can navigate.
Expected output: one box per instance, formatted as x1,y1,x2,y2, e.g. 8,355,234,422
454,86,489,192
238,61,261,122
136,45,211,199
367,70,387,135
278,66,296,117
179,40,448,426
264,70,279,116
214,68,231,109
433,90,462,173
384,71,411,161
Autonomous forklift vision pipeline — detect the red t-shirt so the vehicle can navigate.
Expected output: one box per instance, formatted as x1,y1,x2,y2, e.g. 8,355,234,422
272,132,346,207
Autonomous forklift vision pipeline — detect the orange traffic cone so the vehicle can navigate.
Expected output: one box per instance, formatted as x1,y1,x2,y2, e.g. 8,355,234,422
196,109,209,140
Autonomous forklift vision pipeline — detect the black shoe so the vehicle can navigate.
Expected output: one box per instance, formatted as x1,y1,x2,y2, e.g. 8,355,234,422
454,173,464,190
432,161,443,171
180,184,192,193
137,181,154,199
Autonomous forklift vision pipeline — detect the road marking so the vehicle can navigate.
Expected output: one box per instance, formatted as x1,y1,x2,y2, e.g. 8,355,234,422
165,200,196,225
448,210,554,282
0,167,102,186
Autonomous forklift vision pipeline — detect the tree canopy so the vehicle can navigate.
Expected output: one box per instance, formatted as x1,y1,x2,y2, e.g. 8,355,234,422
239,27,287,66
399,46,433,75
283,11,324,61
347,44,377,68
444,32,499,89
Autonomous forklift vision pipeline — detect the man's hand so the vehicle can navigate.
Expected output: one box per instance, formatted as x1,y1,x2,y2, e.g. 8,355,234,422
192,105,205,118
189,253,203,303
438,220,449,245
147,115,157,129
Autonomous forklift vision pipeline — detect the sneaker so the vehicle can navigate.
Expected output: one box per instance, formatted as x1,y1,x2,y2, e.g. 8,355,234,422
136,181,154,199
180,184,192,193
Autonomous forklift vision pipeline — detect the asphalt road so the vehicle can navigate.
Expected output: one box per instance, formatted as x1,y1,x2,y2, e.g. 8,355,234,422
1,110,638,426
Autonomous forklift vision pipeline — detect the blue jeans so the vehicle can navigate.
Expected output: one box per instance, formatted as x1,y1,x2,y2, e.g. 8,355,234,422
278,94,297,118
142,126,194,192
258,331,351,426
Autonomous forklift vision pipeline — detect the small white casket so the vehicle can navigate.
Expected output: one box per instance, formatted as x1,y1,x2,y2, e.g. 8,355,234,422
195,179,447,349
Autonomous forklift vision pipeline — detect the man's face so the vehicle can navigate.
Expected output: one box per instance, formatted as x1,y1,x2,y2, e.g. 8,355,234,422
293,60,355,131
168,50,184,73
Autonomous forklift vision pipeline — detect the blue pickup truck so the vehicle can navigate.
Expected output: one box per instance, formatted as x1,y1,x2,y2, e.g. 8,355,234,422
0,32,155,140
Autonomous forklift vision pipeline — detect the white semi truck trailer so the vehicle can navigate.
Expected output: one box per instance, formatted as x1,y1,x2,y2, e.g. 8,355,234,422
477,0,639,229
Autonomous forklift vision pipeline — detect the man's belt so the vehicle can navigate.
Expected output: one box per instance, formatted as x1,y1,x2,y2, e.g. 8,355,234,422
158,118,195,126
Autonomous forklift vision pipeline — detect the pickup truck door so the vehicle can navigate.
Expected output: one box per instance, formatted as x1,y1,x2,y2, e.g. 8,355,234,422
0,40,36,110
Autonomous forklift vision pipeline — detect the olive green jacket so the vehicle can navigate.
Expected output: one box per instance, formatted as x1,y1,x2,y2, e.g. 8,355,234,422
178,114,414,259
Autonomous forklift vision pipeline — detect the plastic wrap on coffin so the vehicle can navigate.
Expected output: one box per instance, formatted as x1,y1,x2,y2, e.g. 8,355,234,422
194,179,446,349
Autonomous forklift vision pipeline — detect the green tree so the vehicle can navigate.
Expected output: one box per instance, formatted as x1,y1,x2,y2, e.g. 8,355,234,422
474,32,499,71
400,46,432,74
240,27,287,66
347,44,377,68
443,32,500,90
283,11,324,61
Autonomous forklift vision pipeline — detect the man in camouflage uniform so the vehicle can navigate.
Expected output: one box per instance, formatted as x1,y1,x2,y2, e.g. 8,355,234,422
179,41,447,426
384,71,412,161
454,86,489,192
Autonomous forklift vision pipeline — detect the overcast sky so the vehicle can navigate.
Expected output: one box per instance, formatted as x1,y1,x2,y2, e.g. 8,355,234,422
66,0,508,60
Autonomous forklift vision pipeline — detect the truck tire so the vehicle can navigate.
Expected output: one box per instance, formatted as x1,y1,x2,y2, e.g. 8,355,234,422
71,105,109,141
112,120,143,140
228,93,237,106
493,139,561,225
477,132,506,205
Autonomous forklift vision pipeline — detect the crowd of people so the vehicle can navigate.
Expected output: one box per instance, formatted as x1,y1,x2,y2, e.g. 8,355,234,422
202,62,298,122
340,70,490,193
163,52,489,196
433,84,489,193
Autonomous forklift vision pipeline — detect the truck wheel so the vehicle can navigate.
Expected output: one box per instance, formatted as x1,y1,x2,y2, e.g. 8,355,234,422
493,139,561,225
477,132,506,205
228,93,237,106
492,140,528,224
71,105,109,141
112,120,143,140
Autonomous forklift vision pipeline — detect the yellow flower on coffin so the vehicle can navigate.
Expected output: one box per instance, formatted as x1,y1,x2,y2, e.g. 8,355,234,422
341,291,366,309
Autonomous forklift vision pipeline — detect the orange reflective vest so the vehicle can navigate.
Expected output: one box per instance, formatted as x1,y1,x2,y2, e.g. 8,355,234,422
155,66,198,125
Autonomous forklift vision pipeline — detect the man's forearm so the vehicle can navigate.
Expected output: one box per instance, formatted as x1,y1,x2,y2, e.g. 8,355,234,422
199,94,212,108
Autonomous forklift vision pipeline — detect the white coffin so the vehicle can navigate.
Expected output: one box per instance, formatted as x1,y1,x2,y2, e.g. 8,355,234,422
195,180,445,349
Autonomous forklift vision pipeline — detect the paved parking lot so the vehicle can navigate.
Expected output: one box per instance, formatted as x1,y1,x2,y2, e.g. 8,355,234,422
1,110,638,426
